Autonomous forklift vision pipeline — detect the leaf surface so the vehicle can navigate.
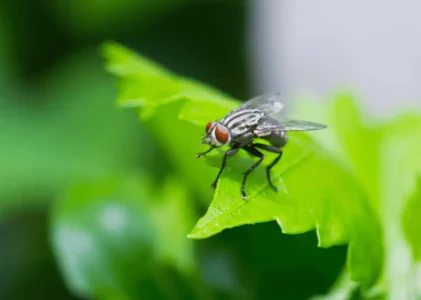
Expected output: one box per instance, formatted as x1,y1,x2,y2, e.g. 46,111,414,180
51,175,196,299
102,42,383,287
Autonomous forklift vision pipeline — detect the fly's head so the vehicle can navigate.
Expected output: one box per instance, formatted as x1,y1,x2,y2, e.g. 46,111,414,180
201,121,231,147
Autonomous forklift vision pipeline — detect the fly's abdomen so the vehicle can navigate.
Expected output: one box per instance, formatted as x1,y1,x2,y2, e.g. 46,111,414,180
265,131,288,147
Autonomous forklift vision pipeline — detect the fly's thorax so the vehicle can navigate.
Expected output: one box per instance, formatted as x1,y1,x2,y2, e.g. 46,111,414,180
221,108,265,137
231,131,254,146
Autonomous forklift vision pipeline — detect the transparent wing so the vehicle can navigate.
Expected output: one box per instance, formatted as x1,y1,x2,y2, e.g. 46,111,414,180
253,118,327,136
234,92,327,132
277,119,327,131
237,92,285,116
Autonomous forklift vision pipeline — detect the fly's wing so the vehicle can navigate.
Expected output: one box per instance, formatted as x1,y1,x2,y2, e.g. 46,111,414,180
277,120,327,131
230,92,327,134
253,118,326,137
254,94,327,131
236,92,285,116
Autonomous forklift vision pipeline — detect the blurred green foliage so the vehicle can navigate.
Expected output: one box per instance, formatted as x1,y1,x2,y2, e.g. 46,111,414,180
101,42,384,287
1,1,420,299
102,42,421,299
403,179,421,261
51,176,197,299
293,95,421,298
0,52,148,216
49,0,187,37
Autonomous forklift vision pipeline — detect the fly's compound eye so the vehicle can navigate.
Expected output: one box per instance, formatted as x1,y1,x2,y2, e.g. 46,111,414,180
215,125,229,145
206,121,215,133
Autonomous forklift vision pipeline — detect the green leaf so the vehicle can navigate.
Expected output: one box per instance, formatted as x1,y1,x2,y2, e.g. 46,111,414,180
291,94,382,210
0,51,151,218
402,178,421,261
189,132,381,286
380,114,421,297
49,0,188,37
50,175,196,299
102,42,382,288
310,268,360,300
103,41,238,118
401,177,421,299
293,95,421,297
102,42,239,203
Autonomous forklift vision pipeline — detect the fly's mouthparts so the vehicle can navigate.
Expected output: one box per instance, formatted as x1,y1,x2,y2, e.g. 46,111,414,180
200,135,209,144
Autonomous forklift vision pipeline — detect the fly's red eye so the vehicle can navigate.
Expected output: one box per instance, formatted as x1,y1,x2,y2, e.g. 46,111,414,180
206,121,214,133
215,125,229,144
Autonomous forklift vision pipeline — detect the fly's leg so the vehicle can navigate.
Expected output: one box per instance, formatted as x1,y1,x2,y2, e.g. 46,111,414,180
211,147,239,189
266,152,283,192
241,146,265,199
254,143,283,192
196,146,215,158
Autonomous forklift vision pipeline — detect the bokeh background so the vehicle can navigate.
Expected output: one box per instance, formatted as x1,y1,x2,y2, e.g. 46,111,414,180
1,1,419,299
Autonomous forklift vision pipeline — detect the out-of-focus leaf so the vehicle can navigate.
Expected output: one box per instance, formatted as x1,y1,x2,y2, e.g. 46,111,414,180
151,178,196,272
103,42,238,114
401,179,421,300
102,42,383,287
310,269,359,300
291,94,382,213
49,0,188,38
380,114,421,298
402,179,421,261
0,12,17,96
293,95,421,298
0,51,152,217
51,175,196,299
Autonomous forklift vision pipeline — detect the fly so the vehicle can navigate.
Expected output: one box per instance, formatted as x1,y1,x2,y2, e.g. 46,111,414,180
196,92,327,199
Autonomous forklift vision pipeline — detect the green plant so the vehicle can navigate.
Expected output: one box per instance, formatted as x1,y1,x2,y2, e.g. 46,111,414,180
50,42,421,299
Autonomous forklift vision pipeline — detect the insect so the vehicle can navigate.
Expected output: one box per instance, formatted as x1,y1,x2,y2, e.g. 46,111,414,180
196,92,327,199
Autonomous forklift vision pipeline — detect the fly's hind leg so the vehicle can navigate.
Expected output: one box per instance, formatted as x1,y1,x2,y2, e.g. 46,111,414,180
241,146,265,199
254,143,284,192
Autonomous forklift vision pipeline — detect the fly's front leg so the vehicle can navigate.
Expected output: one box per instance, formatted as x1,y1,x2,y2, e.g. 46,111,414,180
254,143,283,192
211,147,239,189
196,146,215,158
241,146,265,199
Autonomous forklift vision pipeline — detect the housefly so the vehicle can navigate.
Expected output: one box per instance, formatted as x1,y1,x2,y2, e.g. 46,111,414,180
197,92,327,199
